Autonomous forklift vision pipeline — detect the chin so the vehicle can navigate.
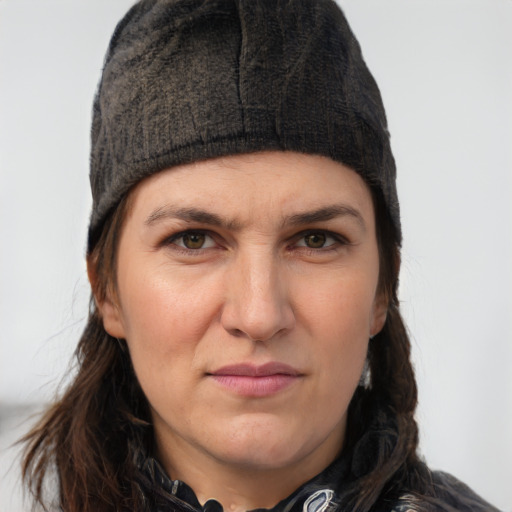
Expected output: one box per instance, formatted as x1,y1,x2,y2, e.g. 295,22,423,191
215,440,305,471
209,414,330,471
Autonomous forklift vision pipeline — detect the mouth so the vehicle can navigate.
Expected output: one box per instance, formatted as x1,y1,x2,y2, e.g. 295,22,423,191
208,362,302,397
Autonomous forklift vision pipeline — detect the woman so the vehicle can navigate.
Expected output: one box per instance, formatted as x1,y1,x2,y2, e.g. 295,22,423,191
22,1,501,511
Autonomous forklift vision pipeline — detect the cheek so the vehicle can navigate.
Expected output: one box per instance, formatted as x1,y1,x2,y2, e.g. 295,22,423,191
116,262,223,368
115,266,226,424
297,269,377,337
295,270,375,383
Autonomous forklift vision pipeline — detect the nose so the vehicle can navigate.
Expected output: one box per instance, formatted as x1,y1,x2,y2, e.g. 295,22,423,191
220,251,295,342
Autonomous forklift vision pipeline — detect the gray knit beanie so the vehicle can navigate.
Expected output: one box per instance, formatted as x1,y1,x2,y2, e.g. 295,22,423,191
88,0,400,251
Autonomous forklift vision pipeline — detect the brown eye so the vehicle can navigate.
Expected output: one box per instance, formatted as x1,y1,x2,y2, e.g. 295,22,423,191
167,231,217,252
182,233,206,249
167,230,218,251
304,233,327,248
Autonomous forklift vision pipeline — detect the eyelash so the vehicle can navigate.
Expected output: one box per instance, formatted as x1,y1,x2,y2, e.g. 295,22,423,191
162,229,350,255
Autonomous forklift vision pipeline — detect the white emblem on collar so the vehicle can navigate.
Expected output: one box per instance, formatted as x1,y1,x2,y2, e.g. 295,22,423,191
303,489,334,512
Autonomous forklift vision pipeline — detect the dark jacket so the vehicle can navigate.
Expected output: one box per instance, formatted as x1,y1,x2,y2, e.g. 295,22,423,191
132,389,499,512
135,447,500,512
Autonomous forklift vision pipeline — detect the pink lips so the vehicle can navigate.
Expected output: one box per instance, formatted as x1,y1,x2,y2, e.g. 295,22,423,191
208,362,301,397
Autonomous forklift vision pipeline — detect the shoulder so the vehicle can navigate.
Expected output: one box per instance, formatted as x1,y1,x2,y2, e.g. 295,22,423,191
387,471,502,512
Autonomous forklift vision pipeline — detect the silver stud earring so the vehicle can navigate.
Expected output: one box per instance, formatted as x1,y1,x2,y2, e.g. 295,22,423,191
359,358,371,388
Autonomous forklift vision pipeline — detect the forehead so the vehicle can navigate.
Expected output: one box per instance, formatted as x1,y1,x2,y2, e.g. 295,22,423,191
127,151,375,228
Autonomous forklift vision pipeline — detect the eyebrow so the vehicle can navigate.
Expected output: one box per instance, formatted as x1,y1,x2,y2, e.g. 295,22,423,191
284,204,365,230
145,206,242,230
145,203,365,231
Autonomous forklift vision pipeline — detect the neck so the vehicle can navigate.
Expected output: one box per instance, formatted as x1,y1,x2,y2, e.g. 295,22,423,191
154,428,345,512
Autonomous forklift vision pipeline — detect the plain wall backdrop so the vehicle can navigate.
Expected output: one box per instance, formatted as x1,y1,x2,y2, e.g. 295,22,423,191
1,0,511,510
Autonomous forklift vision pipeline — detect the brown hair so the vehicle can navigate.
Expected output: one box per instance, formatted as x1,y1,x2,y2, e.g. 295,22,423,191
341,190,432,510
22,187,429,512
21,195,152,511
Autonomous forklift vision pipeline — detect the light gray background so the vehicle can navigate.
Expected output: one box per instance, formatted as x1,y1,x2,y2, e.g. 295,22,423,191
1,1,511,511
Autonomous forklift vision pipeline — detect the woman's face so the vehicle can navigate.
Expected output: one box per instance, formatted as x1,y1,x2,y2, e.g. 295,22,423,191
99,151,386,481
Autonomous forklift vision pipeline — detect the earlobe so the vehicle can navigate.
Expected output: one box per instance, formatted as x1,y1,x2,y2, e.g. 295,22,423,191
86,257,126,339
370,295,388,338
98,296,127,339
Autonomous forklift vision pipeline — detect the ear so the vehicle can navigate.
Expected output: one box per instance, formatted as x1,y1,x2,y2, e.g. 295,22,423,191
370,293,388,338
87,256,126,339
